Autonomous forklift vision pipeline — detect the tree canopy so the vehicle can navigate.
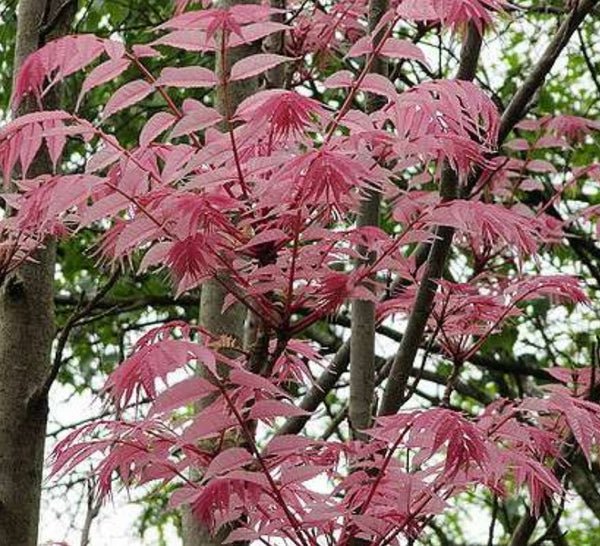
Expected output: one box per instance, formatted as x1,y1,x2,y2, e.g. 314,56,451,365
2,1,600,545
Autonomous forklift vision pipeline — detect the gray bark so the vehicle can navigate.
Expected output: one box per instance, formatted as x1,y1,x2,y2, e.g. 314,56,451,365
0,2,74,546
498,0,600,143
570,459,600,521
503,3,600,542
278,340,350,436
349,0,388,439
265,0,286,88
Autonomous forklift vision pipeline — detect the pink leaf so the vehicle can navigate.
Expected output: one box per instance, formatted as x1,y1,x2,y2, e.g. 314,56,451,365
80,193,129,226
347,36,372,58
150,377,218,415
229,54,293,81
170,100,222,138
281,464,327,485
205,447,254,477
248,399,309,420
103,80,154,119
140,112,177,147
264,435,315,456
86,142,122,173
348,37,427,66
156,66,218,88
230,22,289,47
380,38,428,64
77,58,131,110
12,35,107,108
132,44,160,58
525,159,557,173
229,369,287,396
361,73,397,101
183,408,238,442
504,138,529,151
397,0,509,33
323,70,354,89
18,122,43,176
151,31,216,52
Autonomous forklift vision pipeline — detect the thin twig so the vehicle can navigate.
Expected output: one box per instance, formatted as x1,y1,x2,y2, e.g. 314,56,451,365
29,268,121,407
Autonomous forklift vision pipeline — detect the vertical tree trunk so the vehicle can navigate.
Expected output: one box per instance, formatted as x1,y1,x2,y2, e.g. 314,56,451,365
0,2,74,545
349,0,388,439
182,2,259,544
348,6,389,546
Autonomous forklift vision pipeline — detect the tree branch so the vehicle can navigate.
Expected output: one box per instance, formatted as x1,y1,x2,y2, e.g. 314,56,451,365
569,456,600,521
334,313,551,379
577,26,600,95
498,0,600,143
54,292,200,310
29,269,121,408
378,23,483,417
280,313,550,437
509,343,600,545
380,0,599,417
277,340,350,436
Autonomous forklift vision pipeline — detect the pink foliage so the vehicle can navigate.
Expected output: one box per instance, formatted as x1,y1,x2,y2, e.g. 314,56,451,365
4,0,600,544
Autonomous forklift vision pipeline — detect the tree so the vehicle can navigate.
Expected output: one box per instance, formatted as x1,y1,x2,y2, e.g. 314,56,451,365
3,1,600,545
0,2,74,545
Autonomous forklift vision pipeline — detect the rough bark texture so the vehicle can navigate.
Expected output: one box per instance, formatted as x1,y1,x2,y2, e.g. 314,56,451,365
0,2,74,545
182,1,259,544
349,0,389,439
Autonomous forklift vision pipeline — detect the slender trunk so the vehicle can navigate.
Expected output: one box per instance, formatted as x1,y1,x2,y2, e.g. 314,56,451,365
182,1,259,544
181,285,247,546
286,23,484,431
348,7,389,544
284,0,593,431
266,0,286,87
349,0,388,439
0,2,74,546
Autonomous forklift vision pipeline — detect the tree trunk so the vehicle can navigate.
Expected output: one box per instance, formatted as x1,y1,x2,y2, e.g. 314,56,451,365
182,1,259,544
0,2,74,546
349,0,388,440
